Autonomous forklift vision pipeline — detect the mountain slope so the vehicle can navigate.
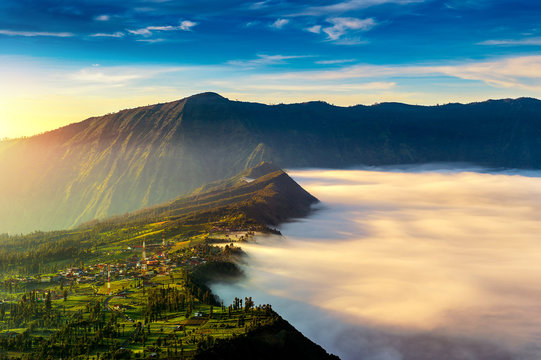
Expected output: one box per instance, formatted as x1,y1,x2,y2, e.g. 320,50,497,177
0,162,318,275
85,162,318,231
0,164,332,359
0,94,261,233
1,93,541,233
195,315,339,360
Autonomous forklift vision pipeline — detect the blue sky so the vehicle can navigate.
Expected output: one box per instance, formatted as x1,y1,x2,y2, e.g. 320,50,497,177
1,0,541,138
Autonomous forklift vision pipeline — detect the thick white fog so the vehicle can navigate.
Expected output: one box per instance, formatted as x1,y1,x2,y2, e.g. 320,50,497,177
212,167,541,360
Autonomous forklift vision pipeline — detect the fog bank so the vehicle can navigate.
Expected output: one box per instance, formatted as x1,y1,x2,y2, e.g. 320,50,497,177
212,168,541,360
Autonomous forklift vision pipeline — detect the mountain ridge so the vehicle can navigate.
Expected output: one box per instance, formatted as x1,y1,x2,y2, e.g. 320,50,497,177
2,92,541,234
4,93,541,144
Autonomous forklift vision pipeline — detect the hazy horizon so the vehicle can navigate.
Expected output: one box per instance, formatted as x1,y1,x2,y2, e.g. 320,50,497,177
213,167,541,360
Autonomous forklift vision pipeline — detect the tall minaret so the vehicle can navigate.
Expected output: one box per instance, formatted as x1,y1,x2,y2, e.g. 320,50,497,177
141,239,147,275
107,265,111,295
162,232,167,259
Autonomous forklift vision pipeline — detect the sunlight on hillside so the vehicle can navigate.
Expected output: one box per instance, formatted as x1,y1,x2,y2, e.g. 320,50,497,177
0,94,184,139
0,121,6,140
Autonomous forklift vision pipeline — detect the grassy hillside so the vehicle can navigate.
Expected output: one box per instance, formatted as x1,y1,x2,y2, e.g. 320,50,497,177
0,163,330,359
0,163,318,276
1,93,541,233
81,161,317,231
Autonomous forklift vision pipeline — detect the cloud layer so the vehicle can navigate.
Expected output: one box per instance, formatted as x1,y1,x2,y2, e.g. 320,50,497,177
0,29,74,37
213,168,541,360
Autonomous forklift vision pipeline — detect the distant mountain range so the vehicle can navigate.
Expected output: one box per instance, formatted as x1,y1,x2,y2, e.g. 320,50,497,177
1,92,541,233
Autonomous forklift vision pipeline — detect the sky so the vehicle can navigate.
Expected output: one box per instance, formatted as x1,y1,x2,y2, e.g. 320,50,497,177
1,0,541,138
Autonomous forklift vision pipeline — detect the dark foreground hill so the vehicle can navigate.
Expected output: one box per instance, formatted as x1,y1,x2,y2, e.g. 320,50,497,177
195,315,339,360
1,92,540,233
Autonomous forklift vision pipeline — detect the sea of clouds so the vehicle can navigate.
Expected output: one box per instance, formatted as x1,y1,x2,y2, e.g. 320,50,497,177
212,166,541,360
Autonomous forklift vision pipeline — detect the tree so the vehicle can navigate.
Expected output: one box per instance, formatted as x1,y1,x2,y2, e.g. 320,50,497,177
244,297,254,312
45,292,52,312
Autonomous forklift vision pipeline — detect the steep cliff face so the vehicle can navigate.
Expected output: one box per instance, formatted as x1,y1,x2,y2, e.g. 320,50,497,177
194,315,340,360
1,93,541,233
0,93,262,233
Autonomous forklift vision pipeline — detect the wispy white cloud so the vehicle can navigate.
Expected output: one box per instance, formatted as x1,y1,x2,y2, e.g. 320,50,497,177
270,18,289,29
68,66,187,85
69,69,143,84
245,21,261,28
133,7,156,13
322,17,376,41
248,1,271,10
236,81,396,92
136,38,166,43
90,32,124,38
434,56,541,90
444,0,492,10
228,54,312,67
94,14,110,21
333,37,368,45
306,25,322,34
0,29,74,37
147,25,178,31
293,0,425,16
315,59,356,64
254,55,541,91
128,20,198,37
179,20,198,31
128,28,152,36
478,37,541,46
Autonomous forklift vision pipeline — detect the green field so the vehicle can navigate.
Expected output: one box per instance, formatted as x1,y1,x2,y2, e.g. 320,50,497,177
0,164,324,360
0,232,276,360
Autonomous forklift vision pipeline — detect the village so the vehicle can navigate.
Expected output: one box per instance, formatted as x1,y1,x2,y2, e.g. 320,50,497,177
0,223,281,359
0,225,257,299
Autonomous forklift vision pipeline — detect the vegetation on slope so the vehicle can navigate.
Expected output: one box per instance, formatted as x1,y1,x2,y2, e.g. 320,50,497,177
0,163,317,276
0,164,333,359
194,315,340,360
